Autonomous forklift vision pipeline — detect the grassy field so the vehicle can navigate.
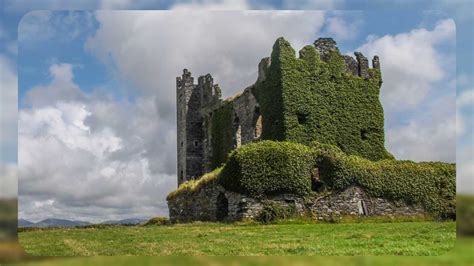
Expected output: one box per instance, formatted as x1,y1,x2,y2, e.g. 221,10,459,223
15,238,474,266
19,221,455,256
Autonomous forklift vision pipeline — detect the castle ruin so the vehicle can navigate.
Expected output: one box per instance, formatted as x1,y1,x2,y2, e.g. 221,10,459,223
176,37,390,186
169,37,454,223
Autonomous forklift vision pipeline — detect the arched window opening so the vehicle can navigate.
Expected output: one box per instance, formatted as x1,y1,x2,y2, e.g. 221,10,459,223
233,115,241,148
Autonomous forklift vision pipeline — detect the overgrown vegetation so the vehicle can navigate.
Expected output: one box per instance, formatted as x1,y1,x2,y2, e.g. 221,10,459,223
253,37,393,161
143,217,170,226
256,200,298,223
167,167,222,201
210,102,234,168
219,141,314,197
169,140,455,219
311,141,456,219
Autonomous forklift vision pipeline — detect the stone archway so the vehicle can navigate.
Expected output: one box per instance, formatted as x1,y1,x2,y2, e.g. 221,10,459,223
216,192,229,221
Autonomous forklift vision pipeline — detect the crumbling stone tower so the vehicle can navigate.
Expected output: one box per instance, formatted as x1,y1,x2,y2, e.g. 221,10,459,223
177,37,392,186
176,70,222,185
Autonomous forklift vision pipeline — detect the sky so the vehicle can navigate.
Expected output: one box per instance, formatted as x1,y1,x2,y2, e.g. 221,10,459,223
0,0,473,223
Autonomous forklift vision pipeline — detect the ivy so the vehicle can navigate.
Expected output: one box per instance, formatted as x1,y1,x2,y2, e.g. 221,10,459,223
253,37,393,161
210,102,234,168
219,141,314,197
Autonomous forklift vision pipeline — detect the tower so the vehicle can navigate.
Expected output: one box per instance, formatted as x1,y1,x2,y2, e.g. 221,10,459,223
176,69,204,186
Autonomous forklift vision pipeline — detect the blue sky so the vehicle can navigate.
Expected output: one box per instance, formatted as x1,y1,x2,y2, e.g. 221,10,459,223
0,0,472,222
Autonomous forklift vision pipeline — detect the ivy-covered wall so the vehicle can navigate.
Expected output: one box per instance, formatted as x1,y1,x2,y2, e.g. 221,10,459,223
253,37,393,161
210,101,234,168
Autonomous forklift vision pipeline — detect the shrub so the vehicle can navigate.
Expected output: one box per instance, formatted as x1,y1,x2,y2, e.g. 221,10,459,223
219,141,314,197
257,200,297,223
310,141,456,219
143,217,170,226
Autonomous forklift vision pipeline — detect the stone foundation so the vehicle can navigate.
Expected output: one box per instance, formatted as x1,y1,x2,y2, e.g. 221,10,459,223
167,182,428,223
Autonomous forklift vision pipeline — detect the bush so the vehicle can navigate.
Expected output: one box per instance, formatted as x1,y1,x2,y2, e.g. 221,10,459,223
219,141,314,197
257,201,297,223
143,217,170,226
311,141,456,219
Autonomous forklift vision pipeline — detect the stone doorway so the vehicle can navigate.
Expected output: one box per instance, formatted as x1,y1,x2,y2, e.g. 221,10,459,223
216,192,229,221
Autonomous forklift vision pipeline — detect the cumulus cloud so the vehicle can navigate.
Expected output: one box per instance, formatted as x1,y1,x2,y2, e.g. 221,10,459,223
23,63,85,107
86,11,326,98
0,163,17,198
324,14,362,41
386,94,456,162
19,64,175,222
357,19,455,112
355,19,456,163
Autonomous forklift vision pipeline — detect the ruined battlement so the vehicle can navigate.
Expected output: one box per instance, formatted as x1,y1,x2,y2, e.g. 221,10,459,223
176,37,391,186
314,37,380,79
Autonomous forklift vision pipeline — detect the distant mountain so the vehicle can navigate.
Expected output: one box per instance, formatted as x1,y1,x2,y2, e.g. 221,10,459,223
18,218,91,228
18,219,34,227
101,218,148,225
34,218,91,228
18,218,148,228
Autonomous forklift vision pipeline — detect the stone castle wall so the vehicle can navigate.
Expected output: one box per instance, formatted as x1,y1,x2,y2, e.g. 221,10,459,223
167,181,428,223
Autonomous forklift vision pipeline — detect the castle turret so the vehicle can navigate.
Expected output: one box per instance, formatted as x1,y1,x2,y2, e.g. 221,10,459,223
176,69,204,185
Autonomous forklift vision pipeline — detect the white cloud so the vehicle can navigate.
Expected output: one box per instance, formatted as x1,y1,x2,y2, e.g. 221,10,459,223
386,94,456,162
325,15,361,40
86,11,326,102
171,0,250,10
24,63,85,107
0,163,17,198
355,19,456,163
357,19,455,112
19,64,176,222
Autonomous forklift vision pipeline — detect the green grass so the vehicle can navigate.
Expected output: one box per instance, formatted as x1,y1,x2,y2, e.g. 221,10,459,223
13,238,472,266
19,221,455,256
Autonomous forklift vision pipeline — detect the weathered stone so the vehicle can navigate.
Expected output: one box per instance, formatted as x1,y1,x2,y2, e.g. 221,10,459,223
167,181,428,223
314,37,338,61
355,52,369,79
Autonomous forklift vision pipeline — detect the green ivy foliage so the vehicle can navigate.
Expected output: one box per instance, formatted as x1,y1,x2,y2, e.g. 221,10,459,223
219,141,314,197
210,102,234,168
253,37,393,161
311,141,456,219
257,200,298,223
